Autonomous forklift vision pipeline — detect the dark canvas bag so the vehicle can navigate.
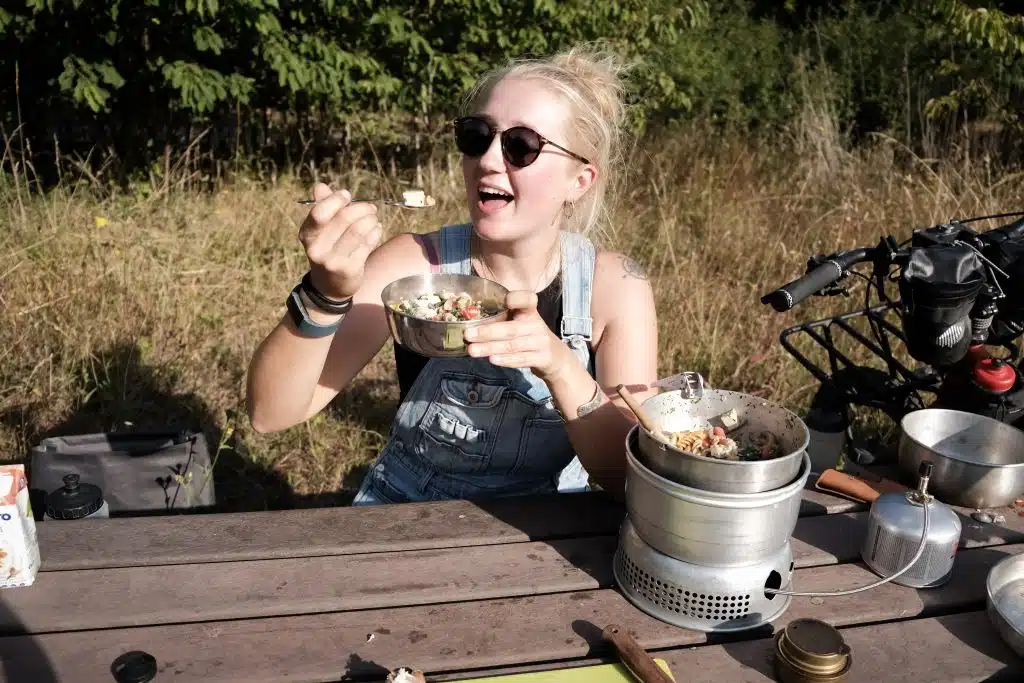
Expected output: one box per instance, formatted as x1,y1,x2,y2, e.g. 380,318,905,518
28,431,217,518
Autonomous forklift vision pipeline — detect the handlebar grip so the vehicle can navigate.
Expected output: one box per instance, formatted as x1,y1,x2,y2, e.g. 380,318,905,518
762,260,846,312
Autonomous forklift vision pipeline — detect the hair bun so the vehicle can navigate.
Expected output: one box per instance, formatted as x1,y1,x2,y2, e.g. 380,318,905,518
550,44,630,128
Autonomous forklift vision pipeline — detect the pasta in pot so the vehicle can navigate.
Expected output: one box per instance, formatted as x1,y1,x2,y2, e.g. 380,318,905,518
665,426,783,461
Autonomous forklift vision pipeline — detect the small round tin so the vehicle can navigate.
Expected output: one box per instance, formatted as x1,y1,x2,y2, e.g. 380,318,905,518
773,618,852,682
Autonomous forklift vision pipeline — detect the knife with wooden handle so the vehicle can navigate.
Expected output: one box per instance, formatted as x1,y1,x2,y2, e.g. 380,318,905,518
602,624,674,683
815,468,909,503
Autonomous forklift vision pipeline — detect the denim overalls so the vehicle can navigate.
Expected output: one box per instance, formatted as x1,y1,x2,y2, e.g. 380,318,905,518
351,223,596,505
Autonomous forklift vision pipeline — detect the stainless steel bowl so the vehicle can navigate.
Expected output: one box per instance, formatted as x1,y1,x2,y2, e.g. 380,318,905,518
898,408,1024,509
636,389,810,494
986,551,1024,657
625,424,811,567
381,273,509,358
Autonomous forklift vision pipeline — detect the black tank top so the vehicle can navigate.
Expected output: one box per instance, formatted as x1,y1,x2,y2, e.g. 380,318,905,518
394,270,570,403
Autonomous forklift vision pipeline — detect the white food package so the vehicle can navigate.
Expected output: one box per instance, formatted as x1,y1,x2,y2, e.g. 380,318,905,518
0,464,41,589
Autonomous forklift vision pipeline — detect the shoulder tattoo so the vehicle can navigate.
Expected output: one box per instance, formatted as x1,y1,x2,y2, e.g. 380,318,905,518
621,255,648,280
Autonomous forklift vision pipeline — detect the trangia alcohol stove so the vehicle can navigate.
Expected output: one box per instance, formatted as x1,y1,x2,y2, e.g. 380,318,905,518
614,405,812,633
614,384,956,636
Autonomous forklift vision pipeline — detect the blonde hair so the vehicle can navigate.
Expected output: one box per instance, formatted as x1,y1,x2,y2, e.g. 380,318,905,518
460,43,632,236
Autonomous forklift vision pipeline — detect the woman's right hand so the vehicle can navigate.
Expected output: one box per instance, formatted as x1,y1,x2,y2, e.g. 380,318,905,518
298,183,383,300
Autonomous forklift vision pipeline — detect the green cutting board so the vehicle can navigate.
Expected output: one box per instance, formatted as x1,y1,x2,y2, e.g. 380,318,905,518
452,659,675,682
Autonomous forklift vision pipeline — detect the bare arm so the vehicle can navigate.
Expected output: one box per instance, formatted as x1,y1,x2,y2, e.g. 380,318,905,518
246,190,434,433
543,252,659,498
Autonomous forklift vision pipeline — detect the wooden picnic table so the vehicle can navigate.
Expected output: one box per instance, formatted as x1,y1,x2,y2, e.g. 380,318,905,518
1,470,1023,683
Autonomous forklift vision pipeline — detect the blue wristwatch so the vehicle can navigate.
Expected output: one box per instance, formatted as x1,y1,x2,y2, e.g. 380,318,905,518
286,285,343,338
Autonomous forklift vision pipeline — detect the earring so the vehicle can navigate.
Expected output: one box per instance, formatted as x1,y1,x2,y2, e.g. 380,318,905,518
564,201,575,218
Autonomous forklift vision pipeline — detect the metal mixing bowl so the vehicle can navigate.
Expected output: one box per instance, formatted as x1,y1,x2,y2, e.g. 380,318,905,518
636,389,810,494
986,551,1024,657
381,273,509,357
898,408,1024,509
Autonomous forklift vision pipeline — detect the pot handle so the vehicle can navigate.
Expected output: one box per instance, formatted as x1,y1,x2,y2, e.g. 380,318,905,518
651,371,707,397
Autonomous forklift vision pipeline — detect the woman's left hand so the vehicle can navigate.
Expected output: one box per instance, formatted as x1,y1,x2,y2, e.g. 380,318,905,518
463,291,572,381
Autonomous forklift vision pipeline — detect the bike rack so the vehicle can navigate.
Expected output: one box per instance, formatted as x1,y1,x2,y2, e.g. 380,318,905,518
778,302,941,422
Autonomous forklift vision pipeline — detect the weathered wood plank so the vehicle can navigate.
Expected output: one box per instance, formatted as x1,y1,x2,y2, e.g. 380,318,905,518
655,610,1024,683
14,506,1024,636
36,492,628,571
425,611,1024,682
1,543,1016,683
34,486,862,571
0,537,617,635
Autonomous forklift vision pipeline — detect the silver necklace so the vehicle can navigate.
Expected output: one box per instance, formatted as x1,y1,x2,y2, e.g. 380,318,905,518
472,232,561,294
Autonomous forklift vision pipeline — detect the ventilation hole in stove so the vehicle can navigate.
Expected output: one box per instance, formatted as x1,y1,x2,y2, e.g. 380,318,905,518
616,550,750,619
764,570,782,600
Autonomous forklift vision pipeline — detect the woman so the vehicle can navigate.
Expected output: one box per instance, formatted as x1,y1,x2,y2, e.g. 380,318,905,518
246,44,659,504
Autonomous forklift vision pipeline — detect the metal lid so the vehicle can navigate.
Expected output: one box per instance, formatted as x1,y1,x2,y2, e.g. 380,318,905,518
45,474,104,520
774,618,851,680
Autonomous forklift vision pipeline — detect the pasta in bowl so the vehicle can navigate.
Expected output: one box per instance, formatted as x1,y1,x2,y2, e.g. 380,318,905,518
381,273,509,357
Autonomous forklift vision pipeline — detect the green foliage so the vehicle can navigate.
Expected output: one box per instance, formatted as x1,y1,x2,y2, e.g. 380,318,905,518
2,1,708,127
57,57,126,113
1,0,1022,180
934,0,1024,56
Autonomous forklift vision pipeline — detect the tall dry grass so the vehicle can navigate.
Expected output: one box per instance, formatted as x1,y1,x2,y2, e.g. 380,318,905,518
2,115,1022,509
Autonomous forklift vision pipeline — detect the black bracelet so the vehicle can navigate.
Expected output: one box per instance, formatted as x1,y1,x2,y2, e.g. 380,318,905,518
300,271,353,315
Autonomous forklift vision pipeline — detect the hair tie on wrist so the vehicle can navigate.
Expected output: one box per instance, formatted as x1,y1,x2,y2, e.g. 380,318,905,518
301,271,353,314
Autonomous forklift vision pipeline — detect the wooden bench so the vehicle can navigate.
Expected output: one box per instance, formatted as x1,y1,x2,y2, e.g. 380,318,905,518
0,477,1022,682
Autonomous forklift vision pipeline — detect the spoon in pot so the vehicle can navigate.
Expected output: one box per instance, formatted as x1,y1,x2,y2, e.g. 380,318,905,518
615,384,671,446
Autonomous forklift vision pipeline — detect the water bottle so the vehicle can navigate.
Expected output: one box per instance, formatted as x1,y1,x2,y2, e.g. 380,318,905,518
44,474,110,521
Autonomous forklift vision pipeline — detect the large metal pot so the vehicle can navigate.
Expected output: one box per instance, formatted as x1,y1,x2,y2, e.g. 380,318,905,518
986,551,1024,658
625,424,811,567
636,389,809,494
898,408,1024,509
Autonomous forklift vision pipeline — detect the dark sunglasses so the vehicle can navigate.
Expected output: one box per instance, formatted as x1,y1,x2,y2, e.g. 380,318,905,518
453,116,591,168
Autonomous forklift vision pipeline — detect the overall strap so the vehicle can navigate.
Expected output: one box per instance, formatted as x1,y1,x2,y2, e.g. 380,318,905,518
558,231,596,367
439,224,473,275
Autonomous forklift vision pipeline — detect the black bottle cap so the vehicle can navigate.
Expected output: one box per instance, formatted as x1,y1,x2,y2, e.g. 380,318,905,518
45,474,104,520
111,651,157,683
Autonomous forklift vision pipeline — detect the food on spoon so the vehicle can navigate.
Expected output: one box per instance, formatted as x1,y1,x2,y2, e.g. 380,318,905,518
389,290,501,322
665,426,782,461
387,667,426,683
402,189,435,207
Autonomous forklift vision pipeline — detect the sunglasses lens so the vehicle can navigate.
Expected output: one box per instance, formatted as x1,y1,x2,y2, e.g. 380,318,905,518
454,118,494,157
504,127,541,167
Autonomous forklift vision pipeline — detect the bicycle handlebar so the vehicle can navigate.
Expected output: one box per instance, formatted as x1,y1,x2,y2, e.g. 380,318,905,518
761,248,874,312
763,214,1024,313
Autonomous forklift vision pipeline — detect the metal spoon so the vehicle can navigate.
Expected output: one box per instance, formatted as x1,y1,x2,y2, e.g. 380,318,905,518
296,195,436,209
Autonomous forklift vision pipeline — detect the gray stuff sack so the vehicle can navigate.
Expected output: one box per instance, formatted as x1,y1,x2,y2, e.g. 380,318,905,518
28,431,216,519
